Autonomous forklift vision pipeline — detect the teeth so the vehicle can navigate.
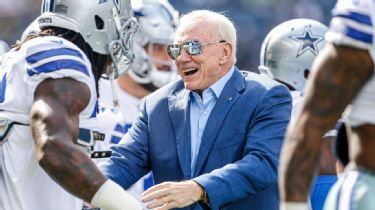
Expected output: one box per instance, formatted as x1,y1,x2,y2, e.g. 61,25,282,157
183,68,197,73
183,67,198,76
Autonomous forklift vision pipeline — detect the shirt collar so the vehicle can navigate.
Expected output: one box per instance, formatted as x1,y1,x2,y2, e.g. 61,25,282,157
187,66,235,100
209,65,235,98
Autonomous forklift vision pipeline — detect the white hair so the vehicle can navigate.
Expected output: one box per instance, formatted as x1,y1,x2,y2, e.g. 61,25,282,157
178,10,237,63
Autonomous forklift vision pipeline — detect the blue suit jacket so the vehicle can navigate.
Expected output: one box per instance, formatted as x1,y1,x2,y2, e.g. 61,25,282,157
100,68,292,210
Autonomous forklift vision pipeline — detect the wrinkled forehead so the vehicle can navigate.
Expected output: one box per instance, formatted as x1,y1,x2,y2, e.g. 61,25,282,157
174,20,217,44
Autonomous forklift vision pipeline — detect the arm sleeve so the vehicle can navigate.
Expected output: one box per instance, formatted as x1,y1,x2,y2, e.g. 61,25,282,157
325,0,374,51
22,36,93,95
193,85,292,209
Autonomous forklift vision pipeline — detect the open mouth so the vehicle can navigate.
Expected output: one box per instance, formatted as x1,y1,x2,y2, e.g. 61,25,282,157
183,67,198,76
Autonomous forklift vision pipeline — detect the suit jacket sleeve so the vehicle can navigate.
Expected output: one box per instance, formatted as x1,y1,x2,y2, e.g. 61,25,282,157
98,98,151,189
193,84,292,209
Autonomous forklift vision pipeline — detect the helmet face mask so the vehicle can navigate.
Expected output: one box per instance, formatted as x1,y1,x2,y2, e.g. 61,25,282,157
259,19,327,91
128,0,179,88
39,0,138,79
107,12,138,79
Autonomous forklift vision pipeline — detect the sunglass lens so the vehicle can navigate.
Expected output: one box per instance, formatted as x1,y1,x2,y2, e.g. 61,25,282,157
184,40,201,56
167,44,180,60
167,44,181,60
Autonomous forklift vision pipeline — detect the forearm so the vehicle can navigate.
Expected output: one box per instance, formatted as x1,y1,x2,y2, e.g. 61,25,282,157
30,78,142,209
38,138,106,202
279,122,322,201
38,140,142,209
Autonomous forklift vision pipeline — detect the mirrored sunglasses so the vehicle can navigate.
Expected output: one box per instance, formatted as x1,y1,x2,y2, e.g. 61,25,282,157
167,40,226,60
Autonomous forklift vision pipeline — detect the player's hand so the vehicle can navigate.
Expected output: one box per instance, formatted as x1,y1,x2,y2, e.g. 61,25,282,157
141,180,203,210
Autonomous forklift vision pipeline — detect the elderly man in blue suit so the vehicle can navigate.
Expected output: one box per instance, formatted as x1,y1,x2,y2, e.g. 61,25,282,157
99,10,292,210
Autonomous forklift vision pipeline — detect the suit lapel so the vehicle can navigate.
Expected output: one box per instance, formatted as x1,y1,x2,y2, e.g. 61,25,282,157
193,69,246,176
168,88,191,178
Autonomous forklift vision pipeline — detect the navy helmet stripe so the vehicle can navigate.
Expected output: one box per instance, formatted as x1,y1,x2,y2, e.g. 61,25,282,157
113,0,120,12
27,59,89,77
42,0,55,12
42,0,46,13
26,48,84,65
333,11,372,26
49,0,55,12
345,25,373,44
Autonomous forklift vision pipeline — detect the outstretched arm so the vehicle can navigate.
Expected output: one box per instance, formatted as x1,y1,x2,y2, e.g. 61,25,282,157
279,44,374,205
30,78,141,209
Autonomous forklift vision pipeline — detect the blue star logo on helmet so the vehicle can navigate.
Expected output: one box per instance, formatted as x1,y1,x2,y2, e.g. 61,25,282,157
113,0,120,12
289,26,324,57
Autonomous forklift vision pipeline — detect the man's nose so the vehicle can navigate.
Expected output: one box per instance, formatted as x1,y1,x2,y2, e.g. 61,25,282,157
177,47,192,62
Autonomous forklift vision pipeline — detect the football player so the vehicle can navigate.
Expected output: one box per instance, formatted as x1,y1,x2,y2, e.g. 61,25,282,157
259,19,337,210
279,0,375,210
0,0,141,209
259,18,327,118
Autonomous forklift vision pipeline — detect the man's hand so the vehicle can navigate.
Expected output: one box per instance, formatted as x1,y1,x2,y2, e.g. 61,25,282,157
141,180,203,210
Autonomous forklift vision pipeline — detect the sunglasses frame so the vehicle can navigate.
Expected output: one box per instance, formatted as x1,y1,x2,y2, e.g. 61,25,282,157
167,40,226,60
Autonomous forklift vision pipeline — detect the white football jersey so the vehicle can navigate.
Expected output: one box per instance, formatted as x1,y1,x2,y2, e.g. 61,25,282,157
93,103,126,152
98,78,142,129
325,0,375,126
0,36,97,210
98,79,153,209
290,90,304,119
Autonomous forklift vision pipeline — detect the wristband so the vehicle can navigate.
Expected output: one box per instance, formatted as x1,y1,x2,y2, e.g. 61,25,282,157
280,202,309,210
91,179,142,210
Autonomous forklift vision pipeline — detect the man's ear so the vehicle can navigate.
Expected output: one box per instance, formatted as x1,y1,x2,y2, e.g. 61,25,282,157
219,42,232,65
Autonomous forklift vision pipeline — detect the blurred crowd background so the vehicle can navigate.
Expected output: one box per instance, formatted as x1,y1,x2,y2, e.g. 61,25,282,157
0,0,335,71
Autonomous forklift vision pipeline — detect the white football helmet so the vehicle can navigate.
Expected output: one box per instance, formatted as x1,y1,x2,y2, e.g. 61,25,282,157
259,19,327,91
21,19,40,41
0,40,9,55
128,0,179,88
39,0,138,79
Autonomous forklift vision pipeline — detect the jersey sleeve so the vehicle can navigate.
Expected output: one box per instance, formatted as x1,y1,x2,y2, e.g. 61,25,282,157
325,0,374,51
21,36,94,93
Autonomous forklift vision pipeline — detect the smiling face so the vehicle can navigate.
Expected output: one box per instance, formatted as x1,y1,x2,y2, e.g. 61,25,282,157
174,21,232,93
